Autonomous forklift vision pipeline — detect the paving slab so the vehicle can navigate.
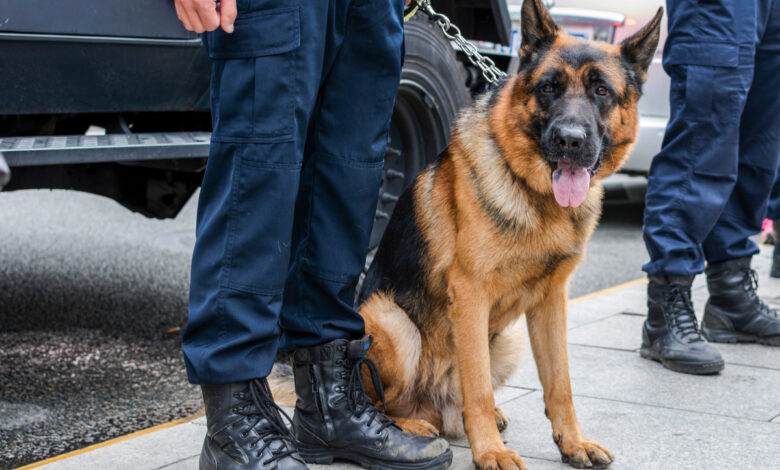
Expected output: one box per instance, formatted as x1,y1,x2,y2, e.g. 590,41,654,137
566,279,646,328
26,418,206,470
495,392,780,470
509,342,780,421
569,310,780,370
418,389,780,470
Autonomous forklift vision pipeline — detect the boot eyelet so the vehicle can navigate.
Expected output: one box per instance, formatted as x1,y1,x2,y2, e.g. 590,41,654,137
241,431,248,437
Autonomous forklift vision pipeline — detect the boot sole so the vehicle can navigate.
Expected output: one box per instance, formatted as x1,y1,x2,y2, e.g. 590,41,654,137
639,347,724,375
703,328,780,347
298,445,453,470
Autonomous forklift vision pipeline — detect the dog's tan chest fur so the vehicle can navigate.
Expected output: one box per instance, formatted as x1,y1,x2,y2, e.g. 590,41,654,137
411,86,602,335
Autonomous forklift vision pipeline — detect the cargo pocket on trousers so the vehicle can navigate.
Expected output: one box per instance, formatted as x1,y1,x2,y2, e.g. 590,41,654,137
667,43,742,177
205,7,300,143
223,152,300,295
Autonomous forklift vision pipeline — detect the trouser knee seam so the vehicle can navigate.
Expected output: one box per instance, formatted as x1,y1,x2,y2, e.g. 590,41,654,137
315,149,385,169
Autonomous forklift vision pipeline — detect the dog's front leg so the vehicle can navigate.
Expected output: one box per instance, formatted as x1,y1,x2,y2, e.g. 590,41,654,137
526,290,614,469
449,271,526,470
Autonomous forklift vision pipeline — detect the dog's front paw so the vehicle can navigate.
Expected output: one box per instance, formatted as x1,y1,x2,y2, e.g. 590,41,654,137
494,406,509,432
473,446,526,470
556,436,614,469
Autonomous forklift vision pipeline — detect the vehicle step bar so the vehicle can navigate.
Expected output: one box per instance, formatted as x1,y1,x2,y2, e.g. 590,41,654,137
0,132,211,167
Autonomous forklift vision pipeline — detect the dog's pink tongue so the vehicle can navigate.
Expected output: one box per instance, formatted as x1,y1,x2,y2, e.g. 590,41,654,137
552,161,590,208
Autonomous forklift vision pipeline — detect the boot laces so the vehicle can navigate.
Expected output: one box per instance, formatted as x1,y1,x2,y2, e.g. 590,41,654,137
742,269,778,319
236,379,299,464
666,285,703,341
336,352,396,434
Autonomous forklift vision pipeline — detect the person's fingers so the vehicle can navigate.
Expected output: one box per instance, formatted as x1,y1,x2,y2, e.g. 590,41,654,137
174,0,183,22
194,0,221,32
220,0,238,33
174,0,194,31
178,0,205,33
187,8,206,33
182,0,206,33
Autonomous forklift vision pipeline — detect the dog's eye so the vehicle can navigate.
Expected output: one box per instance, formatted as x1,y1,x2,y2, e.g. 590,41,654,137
540,83,555,94
595,85,609,96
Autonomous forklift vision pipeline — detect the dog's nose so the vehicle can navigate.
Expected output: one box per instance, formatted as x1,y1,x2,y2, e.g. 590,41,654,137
555,126,586,151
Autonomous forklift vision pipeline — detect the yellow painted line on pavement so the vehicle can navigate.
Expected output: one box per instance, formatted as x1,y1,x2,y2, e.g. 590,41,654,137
18,276,646,469
570,276,646,305
15,411,203,469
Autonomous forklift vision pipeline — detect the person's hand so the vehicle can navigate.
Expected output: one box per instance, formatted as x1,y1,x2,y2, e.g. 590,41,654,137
174,0,237,34
405,0,413,5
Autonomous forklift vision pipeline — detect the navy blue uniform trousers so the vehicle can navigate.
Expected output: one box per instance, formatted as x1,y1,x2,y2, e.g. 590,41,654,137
644,0,780,276
182,0,404,384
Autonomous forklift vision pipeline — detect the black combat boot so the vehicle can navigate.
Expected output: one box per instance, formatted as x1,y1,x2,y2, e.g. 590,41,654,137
291,336,452,470
200,378,308,470
640,275,725,374
702,257,780,346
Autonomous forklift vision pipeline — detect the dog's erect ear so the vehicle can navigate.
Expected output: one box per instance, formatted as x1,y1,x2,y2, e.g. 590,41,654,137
520,0,559,61
620,7,664,82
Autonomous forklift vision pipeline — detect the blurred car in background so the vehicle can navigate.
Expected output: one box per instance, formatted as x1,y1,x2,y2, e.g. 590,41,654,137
0,0,513,253
508,0,669,174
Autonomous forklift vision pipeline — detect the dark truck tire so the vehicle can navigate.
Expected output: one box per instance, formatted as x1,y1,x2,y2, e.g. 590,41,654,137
368,15,471,255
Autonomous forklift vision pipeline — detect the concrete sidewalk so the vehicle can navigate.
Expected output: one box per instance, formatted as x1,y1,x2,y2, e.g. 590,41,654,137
23,248,780,470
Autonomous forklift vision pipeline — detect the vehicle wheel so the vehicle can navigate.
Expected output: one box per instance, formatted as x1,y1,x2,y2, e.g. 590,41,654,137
367,15,471,258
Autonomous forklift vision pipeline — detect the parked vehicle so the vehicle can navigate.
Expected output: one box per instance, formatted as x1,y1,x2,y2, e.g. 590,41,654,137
0,0,515,251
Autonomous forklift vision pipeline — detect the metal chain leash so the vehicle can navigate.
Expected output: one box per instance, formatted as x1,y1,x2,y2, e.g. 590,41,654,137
406,0,507,84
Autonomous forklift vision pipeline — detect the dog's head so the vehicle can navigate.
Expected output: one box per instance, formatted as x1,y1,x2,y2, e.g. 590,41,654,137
505,0,662,208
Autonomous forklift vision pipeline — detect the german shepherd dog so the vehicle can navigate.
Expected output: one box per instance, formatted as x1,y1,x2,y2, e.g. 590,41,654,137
357,2,662,468
275,1,662,468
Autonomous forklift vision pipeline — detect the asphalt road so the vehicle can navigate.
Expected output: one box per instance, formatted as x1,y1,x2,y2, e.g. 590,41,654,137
0,177,648,469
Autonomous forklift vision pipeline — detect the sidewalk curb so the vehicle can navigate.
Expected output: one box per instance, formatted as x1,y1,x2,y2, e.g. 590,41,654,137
16,413,203,470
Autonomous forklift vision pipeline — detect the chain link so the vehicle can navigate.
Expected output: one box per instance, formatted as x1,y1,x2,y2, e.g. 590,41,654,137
410,0,507,84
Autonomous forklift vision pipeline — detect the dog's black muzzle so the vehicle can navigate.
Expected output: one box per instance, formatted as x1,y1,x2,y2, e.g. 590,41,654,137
542,121,601,170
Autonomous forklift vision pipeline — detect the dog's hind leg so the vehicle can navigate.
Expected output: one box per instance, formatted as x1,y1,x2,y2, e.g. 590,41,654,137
359,292,422,409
